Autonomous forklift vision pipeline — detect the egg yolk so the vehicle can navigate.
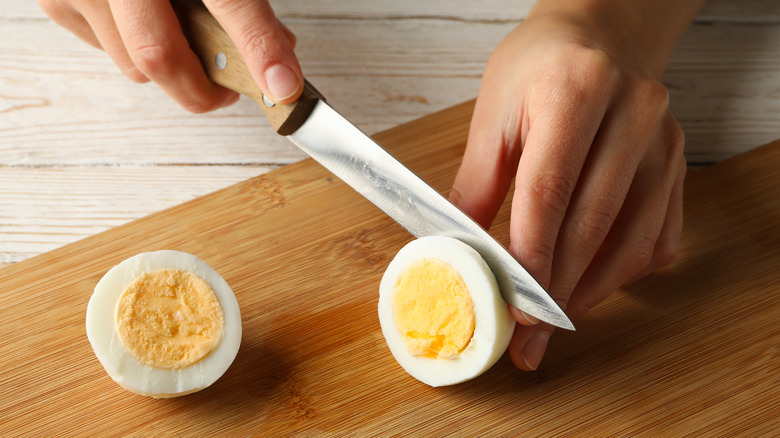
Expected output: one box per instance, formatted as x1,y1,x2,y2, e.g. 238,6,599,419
114,269,224,369
392,258,475,359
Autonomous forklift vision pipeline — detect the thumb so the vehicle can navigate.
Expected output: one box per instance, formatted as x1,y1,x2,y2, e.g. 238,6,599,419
204,0,303,104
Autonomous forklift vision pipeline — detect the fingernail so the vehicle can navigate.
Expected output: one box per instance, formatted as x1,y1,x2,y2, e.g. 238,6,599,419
448,187,462,205
521,311,539,325
522,332,551,371
264,64,300,103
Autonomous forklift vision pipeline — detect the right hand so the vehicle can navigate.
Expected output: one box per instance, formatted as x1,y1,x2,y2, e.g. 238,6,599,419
38,0,303,113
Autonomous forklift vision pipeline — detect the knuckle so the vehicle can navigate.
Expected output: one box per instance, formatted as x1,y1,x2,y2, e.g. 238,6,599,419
538,46,615,100
627,233,657,274
237,26,278,59
646,115,686,175
574,47,614,85
206,0,285,59
209,0,255,15
123,65,149,83
130,42,176,77
664,116,686,156
180,99,220,114
651,236,680,270
282,25,298,48
641,79,670,108
574,207,614,253
520,243,556,277
634,79,671,122
525,173,575,220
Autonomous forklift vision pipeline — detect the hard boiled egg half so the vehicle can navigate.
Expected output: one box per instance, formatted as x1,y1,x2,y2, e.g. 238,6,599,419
86,250,241,398
378,236,514,387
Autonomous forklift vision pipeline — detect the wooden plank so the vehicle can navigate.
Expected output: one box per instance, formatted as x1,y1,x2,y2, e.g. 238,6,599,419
665,21,780,163
0,101,778,436
0,166,269,264
700,0,780,22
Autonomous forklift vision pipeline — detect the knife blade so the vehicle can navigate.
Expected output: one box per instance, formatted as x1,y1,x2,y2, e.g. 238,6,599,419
173,0,574,331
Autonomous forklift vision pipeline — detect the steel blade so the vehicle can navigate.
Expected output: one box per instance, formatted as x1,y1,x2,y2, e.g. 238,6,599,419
288,100,574,330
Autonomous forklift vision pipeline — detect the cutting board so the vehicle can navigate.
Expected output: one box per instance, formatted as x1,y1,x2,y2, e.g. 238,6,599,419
1,100,778,436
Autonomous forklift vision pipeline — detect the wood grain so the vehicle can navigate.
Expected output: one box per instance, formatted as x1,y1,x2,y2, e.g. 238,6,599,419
1,101,778,436
0,166,269,264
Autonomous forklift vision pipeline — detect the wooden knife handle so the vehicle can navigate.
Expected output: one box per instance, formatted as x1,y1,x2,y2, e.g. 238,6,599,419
171,0,320,135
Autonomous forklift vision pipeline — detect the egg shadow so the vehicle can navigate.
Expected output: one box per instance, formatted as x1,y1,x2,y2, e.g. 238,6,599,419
162,331,296,424
433,241,754,418
430,273,682,408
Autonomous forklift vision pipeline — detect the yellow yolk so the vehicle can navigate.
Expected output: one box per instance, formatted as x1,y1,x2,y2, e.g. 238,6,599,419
114,269,224,369
392,258,475,359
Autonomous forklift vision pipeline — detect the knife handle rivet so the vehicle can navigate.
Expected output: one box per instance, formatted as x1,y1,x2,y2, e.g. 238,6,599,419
214,52,227,70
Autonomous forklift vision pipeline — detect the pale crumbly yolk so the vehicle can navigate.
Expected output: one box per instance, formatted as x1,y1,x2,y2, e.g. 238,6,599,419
392,258,475,359
114,269,224,369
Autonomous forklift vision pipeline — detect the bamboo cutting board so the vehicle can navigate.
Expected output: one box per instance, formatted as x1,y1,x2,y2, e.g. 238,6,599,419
1,101,778,436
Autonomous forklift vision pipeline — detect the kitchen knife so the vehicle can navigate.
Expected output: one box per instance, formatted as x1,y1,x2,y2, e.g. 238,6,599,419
172,1,574,331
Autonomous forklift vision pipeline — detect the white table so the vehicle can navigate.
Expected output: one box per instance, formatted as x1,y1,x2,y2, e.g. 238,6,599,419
2,0,780,269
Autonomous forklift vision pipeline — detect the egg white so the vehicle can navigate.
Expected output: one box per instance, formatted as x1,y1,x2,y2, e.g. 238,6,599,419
378,236,515,387
86,250,242,398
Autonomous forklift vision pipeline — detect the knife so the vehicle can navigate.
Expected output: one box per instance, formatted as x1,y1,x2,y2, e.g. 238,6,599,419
172,1,574,331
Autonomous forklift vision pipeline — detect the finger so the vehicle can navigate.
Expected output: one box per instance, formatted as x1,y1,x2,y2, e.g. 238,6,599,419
507,76,673,371
109,0,237,112
649,147,686,270
204,0,303,104
511,145,674,370
37,0,102,49
565,185,668,318
508,323,555,371
544,80,671,314
509,304,540,326
452,95,541,326
566,119,685,318
628,123,686,283
49,1,148,82
83,2,148,83
509,58,613,293
504,85,606,330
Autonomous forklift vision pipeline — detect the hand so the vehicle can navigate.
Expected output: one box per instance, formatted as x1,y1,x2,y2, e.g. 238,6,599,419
38,0,303,112
450,0,706,371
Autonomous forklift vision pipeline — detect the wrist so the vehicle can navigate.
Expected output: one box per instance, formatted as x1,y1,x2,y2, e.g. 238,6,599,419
525,0,708,78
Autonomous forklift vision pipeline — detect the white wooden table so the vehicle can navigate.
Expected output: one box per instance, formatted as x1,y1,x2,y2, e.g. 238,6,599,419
2,0,779,269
